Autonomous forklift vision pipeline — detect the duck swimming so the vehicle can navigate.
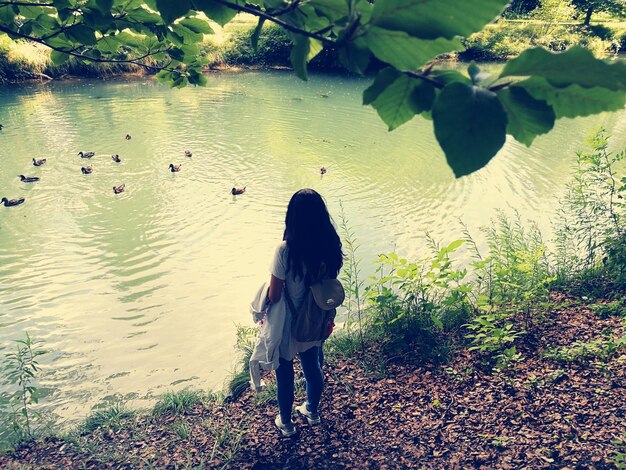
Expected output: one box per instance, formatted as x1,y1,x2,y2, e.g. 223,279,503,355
1,197,25,207
79,151,95,158
185,150,192,157
113,184,125,194
112,154,122,163
18,175,40,183
0,124,3,130
81,166,92,174
231,186,246,195
125,134,132,140
32,158,46,166
169,163,181,172
320,166,327,175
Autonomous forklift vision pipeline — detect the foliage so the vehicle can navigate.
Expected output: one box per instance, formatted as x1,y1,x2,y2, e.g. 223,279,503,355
219,24,291,67
544,323,626,362
571,0,626,24
83,401,134,433
592,299,626,318
465,313,525,370
463,21,621,61
0,1,625,176
0,333,46,446
554,128,626,284
531,0,577,24
153,389,204,416
613,435,626,469
364,240,471,360
227,325,256,400
338,202,366,353
466,211,553,314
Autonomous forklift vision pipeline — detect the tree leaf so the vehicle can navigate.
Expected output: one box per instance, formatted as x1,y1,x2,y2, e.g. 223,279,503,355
371,0,509,40
179,17,214,34
193,0,238,26
338,37,370,75
497,86,555,146
250,17,265,50
500,46,626,91
156,0,191,24
363,67,400,105
66,24,98,45
432,83,507,177
516,76,626,119
290,34,310,80
309,0,349,21
370,74,427,130
364,26,462,71
50,50,70,65
95,0,113,14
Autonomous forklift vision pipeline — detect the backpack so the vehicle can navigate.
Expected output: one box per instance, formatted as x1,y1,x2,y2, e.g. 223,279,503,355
284,274,345,342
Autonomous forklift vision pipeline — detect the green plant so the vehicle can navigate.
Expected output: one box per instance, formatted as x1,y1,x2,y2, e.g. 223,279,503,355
153,389,204,416
172,419,191,439
0,333,46,444
365,240,470,360
465,313,525,370
83,401,134,433
592,299,626,318
226,326,257,400
545,325,626,363
554,129,626,287
338,201,366,353
207,417,247,466
466,211,554,321
612,434,626,469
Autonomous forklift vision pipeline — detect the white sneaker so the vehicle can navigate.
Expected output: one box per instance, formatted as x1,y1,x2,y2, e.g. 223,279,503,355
296,402,321,425
275,415,297,437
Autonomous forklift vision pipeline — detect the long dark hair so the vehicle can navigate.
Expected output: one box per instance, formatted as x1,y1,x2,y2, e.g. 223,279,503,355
283,188,343,284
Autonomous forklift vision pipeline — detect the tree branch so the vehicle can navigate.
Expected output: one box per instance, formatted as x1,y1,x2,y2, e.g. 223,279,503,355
0,24,179,74
0,1,55,6
210,0,336,46
405,70,445,89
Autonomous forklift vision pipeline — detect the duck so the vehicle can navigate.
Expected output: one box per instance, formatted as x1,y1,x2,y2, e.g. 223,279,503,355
0,124,3,130
18,175,40,183
231,186,246,195
81,166,93,174
184,150,192,158
113,184,125,194
169,163,181,172
125,134,132,140
78,151,95,158
32,158,46,167
1,197,25,207
112,154,122,163
320,166,327,175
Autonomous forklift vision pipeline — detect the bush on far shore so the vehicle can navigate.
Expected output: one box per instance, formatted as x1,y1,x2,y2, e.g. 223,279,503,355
462,21,625,60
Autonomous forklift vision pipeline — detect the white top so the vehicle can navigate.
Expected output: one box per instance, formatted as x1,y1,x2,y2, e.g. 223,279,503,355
270,241,322,360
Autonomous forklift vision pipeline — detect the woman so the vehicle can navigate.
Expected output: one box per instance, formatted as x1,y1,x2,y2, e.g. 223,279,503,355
268,188,343,436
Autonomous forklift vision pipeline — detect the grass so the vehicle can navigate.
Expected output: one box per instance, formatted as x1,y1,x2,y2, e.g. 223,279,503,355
153,389,205,416
83,402,135,433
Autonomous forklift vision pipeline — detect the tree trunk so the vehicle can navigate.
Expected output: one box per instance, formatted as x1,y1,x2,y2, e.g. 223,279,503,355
584,6,594,26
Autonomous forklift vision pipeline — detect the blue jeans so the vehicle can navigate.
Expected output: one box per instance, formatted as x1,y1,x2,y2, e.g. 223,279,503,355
275,346,323,423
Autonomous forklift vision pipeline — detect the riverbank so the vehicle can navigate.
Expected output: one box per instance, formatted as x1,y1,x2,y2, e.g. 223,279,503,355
0,291,624,468
2,17,625,83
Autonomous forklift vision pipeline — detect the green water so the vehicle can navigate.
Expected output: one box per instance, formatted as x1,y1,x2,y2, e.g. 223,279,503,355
1,71,625,424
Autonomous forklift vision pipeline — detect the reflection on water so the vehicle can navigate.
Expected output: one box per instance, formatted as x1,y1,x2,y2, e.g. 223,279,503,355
0,71,625,423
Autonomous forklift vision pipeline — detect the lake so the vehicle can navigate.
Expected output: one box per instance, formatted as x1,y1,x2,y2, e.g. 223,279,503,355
1,70,625,427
